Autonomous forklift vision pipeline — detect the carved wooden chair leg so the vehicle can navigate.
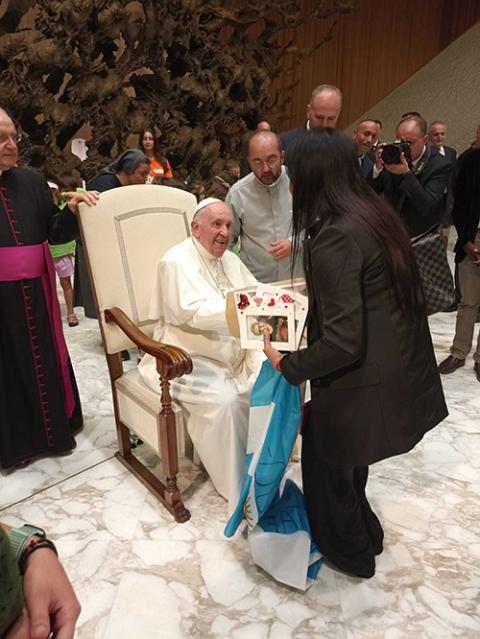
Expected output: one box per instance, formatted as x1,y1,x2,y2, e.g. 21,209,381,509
160,378,190,522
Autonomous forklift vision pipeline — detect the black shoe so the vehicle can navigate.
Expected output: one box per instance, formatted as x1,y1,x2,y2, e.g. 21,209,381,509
438,355,465,374
121,349,130,361
474,363,480,382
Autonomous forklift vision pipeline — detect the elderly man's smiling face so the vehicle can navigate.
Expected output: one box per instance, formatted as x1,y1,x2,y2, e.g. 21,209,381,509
191,202,232,258
0,111,19,171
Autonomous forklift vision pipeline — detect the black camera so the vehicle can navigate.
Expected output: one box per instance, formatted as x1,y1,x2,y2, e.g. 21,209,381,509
381,140,412,166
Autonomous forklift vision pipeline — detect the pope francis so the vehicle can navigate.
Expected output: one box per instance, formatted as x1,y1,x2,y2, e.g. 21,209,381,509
139,198,264,512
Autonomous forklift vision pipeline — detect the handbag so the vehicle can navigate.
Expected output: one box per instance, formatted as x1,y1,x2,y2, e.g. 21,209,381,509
411,225,454,315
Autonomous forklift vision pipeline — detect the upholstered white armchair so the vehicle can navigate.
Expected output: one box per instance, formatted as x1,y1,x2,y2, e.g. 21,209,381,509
78,184,197,522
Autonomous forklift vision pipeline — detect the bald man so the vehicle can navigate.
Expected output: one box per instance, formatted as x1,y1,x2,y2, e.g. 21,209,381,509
280,84,343,152
371,115,453,237
139,198,263,512
226,131,301,282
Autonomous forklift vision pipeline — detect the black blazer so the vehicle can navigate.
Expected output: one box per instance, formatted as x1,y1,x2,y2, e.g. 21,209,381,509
370,147,453,237
443,145,457,164
360,153,374,178
279,126,307,153
452,148,480,263
281,215,447,466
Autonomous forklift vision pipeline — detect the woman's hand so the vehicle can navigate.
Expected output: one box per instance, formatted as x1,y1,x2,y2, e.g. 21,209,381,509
263,330,283,371
66,191,100,214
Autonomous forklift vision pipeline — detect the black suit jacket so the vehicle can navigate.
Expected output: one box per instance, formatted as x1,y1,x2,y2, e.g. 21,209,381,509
281,215,447,466
452,148,480,262
370,147,453,236
279,126,307,153
441,146,457,224
442,145,457,164
360,153,374,178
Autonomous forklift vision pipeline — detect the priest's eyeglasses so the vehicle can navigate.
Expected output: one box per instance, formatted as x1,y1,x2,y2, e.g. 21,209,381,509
0,132,22,145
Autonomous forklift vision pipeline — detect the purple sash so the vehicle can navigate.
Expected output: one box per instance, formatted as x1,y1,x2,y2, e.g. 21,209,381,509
0,242,75,417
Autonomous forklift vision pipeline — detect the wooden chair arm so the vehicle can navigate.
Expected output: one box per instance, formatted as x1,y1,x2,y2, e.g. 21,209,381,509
104,307,192,379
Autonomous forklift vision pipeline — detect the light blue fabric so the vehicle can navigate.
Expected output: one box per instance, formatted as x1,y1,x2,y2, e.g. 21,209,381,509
224,360,322,589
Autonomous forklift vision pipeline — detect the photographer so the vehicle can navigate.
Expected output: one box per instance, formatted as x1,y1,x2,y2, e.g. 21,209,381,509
371,115,452,237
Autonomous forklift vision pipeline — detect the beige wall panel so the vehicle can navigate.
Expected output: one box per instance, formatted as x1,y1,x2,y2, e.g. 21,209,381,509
345,21,480,154
271,0,480,133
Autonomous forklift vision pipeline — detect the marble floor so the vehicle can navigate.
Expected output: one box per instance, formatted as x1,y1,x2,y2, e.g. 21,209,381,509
1,291,480,637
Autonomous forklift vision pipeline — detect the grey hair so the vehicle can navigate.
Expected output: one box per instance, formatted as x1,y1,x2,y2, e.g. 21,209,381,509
310,84,343,106
428,120,446,132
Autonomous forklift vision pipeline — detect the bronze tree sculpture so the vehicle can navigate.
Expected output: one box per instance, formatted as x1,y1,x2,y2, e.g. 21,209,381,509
0,0,355,182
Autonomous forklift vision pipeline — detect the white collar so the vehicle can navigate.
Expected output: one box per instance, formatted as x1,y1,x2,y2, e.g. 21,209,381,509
192,236,221,264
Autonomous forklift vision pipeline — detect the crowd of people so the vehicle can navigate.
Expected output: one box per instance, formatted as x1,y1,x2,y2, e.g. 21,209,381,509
1,83,479,635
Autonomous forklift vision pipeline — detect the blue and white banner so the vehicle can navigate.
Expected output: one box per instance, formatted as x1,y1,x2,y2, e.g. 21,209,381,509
224,360,322,590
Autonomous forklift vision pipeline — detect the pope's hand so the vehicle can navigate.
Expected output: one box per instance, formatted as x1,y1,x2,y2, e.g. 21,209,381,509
263,330,283,370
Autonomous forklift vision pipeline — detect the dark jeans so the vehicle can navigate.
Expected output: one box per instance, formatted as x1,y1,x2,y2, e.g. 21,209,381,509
302,421,383,578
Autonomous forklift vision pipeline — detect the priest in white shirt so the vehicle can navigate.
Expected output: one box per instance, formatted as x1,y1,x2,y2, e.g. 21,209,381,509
139,198,263,512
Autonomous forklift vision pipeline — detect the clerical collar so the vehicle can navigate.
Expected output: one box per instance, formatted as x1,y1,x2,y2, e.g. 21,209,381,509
191,236,221,264
191,236,230,297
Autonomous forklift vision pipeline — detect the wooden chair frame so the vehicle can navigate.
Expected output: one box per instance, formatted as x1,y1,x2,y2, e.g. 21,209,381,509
78,186,196,522
103,308,192,523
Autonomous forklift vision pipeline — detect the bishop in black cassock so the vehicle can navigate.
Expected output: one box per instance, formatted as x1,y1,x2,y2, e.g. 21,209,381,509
0,108,97,468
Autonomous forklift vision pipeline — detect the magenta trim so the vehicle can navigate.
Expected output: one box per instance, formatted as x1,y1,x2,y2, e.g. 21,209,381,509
0,242,75,417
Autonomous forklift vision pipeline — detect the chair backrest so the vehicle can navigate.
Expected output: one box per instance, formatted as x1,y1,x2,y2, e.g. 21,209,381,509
79,184,197,354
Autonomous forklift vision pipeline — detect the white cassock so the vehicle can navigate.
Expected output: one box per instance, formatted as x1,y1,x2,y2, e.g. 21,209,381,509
138,237,264,512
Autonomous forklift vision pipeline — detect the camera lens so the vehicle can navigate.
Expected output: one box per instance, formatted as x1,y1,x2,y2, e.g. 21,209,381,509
381,144,402,164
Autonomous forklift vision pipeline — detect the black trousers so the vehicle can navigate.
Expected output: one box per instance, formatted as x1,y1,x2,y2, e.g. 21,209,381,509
302,422,384,578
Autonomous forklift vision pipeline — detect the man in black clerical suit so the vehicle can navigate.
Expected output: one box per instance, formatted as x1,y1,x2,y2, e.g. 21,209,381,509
0,107,98,468
370,115,452,237
279,84,342,153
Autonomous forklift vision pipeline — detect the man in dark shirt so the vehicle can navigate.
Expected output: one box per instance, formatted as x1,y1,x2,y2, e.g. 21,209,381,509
279,84,342,153
438,149,480,380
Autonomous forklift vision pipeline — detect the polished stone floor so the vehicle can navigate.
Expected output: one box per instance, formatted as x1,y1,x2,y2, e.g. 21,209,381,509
1,287,479,638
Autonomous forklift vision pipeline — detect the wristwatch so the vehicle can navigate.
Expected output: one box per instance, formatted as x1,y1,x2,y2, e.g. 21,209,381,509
8,524,46,561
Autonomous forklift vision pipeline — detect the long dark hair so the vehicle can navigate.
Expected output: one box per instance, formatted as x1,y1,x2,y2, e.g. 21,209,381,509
287,128,423,317
138,127,167,165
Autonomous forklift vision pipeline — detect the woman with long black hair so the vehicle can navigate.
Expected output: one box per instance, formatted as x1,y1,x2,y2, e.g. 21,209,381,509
263,128,447,578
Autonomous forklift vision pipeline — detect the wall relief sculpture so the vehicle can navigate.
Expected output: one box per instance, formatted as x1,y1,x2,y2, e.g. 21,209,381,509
0,0,355,182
